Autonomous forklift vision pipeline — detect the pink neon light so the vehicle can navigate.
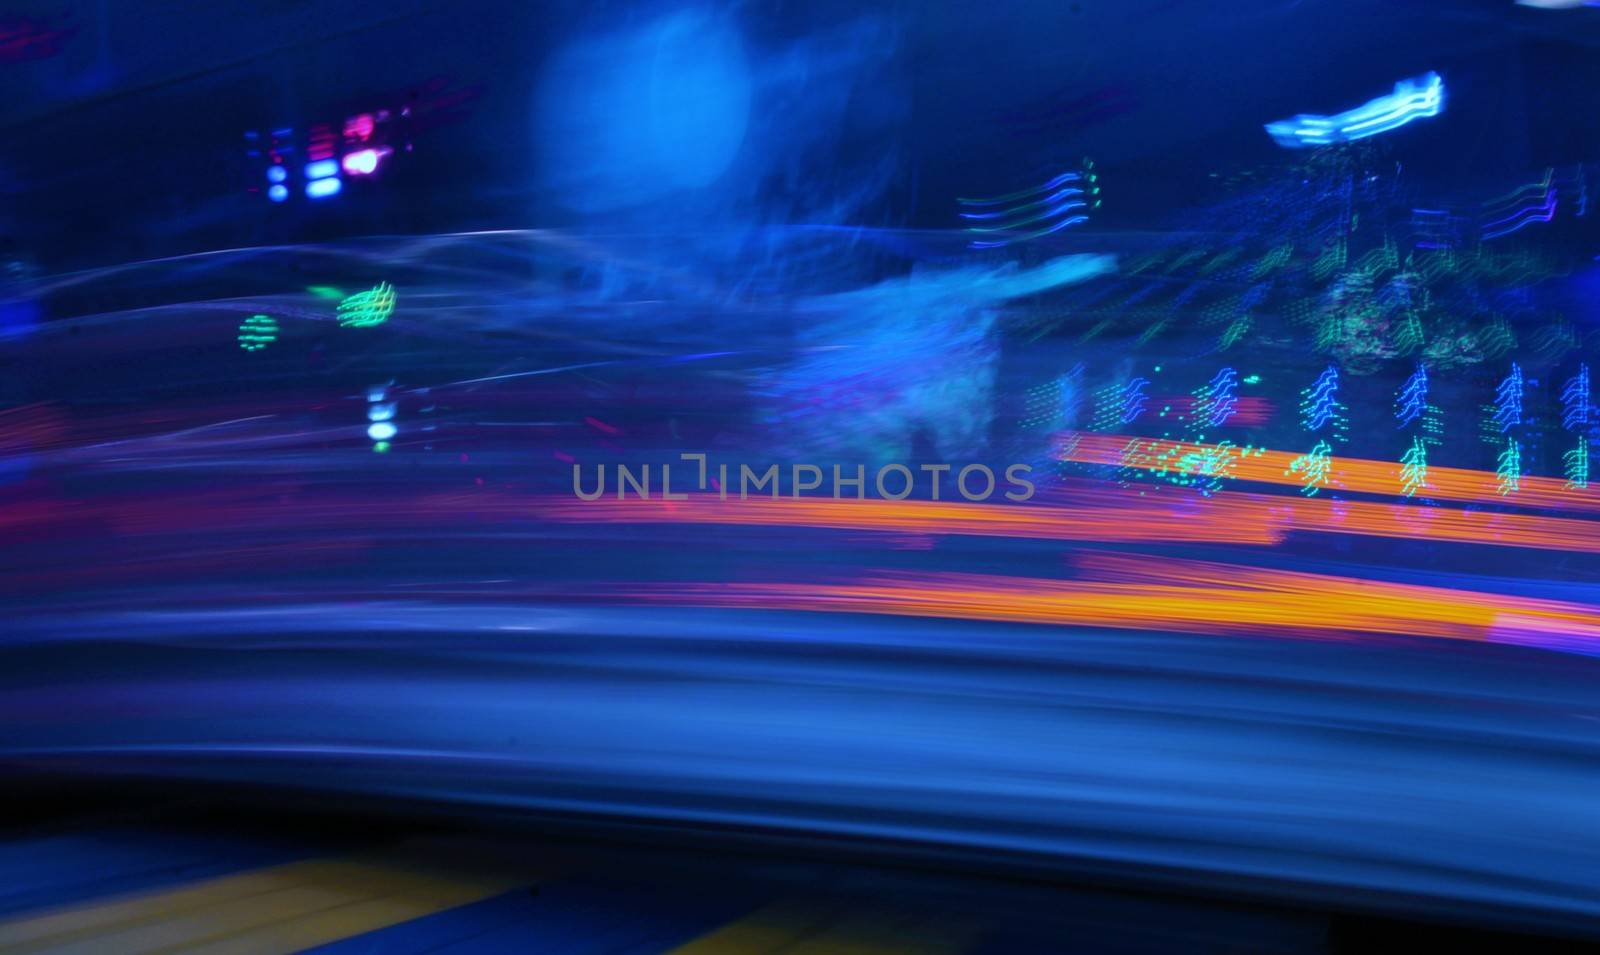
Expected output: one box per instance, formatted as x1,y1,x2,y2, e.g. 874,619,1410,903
343,113,375,143
341,147,391,176
308,124,337,162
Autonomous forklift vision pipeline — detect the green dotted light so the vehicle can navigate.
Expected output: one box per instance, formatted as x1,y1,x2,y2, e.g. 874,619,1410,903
1400,437,1428,498
1496,438,1522,497
1287,441,1333,497
337,282,396,328
1565,436,1590,490
237,314,278,352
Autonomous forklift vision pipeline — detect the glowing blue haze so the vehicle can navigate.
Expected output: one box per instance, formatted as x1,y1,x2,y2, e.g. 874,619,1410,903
538,10,751,213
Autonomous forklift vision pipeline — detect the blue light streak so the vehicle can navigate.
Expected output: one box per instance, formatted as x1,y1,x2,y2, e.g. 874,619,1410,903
959,168,1094,249
1196,367,1239,430
956,172,1080,206
1302,365,1341,433
966,214,1089,249
1396,364,1429,428
1265,72,1443,149
1121,377,1150,425
1481,172,1558,241
1494,363,1525,434
1563,364,1591,433
958,187,1084,220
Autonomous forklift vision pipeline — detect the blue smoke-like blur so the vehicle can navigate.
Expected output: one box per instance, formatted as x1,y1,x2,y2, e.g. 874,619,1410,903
539,10,752,214
6,0,1600,944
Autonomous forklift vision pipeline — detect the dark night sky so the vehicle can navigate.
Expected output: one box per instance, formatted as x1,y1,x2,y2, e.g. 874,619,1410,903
4,0,1599,268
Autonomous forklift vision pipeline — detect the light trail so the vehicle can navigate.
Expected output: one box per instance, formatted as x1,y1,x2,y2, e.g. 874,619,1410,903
1056,433,1600,514
623,552,1600,653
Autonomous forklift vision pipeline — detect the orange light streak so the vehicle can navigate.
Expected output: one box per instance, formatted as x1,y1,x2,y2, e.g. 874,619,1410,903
537,488,1600,554
539,494,1280,544
629,553,1600,651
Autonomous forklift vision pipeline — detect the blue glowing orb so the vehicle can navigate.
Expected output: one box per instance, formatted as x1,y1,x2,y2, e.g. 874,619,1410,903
538,10,751,212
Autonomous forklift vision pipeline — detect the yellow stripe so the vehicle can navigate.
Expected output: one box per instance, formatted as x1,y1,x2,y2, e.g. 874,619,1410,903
665,901,835,953
0,849,551,955
666,900,974,955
